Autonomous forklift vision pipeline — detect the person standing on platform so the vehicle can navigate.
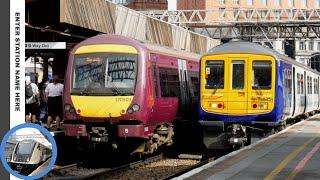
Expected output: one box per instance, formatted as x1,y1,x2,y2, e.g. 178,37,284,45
25,76,40,123
45,75,64,131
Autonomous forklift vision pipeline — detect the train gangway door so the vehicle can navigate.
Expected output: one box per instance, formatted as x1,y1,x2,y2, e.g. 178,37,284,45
178,59,190,112
226,58,248,115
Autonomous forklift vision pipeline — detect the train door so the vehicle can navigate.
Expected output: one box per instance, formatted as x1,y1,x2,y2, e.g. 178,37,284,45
178,59,190,113
150,54,179,123
227,58,248,114
303,71,307,113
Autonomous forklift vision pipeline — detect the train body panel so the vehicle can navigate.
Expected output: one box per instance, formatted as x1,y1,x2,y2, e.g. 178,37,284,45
199,42,320,131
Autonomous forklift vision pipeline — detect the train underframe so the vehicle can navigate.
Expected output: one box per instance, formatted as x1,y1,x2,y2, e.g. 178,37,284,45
202,109,319,149
63,121,174,155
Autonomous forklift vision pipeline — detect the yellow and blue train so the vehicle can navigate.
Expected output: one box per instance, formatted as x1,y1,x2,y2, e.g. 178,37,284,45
199,41,320,147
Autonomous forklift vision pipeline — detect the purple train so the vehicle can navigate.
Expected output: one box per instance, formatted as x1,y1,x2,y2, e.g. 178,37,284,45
62,34,201,153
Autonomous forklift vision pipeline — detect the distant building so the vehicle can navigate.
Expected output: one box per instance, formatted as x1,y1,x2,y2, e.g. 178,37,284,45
258,39,320,68
111,0,168,10
177,0,205,10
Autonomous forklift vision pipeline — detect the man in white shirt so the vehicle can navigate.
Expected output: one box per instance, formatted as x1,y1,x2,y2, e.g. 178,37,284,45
25,76,40,123
45,75,64,130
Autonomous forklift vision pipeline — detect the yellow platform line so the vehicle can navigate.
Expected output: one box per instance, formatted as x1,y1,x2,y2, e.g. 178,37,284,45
264,133,320,180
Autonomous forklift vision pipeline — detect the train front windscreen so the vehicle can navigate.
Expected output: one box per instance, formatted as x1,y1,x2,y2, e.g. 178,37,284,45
72,53,138,96
13,141,36,162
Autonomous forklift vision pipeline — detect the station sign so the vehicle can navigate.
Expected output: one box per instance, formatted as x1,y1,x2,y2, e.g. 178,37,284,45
25,42,66,49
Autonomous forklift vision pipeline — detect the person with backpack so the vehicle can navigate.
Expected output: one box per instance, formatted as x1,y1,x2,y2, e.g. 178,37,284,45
25,76,40,123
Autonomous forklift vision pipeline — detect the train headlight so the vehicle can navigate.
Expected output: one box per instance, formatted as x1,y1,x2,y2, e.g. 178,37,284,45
127,108,134,114
210,102,224,109
26,158,30,162
211,103,218,108
64,104,71,111
13,157,16,161
69,107,75,113
132,104,140,112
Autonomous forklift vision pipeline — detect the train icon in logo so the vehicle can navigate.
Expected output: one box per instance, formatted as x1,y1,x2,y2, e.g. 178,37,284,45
0,123,57,180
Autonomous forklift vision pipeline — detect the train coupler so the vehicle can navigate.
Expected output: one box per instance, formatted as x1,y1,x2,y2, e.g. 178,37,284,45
89,127,109,143
226,124,249,147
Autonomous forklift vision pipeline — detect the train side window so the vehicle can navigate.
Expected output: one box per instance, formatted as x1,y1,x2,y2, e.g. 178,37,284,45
232,60,245,89
252,61,272,90
205,61,224,89
159,68,180,97
152,62,159,97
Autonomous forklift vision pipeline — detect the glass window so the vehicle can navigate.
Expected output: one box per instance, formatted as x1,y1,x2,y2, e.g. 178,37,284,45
310,77,313,94
189,72,199,97
72,53,137,95
261,0,267,5
205,61,224,89
301,0,307,7
288,0,294,6
318,42,320,51
16,141,35,155
301,74,304,94
152,62,158,97
299,41,306,50
232,61,245,89
219,8,226,18
297,73,301,94
247,0,253,5
159,68,180,97
317,0,320,7
252,61,272,90
309,41,314,51
275,0,281,6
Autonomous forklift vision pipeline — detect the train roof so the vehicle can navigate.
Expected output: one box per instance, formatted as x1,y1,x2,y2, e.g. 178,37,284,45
143,42,201,61
18,139,52,150
73,34,201,61
205,41,320,74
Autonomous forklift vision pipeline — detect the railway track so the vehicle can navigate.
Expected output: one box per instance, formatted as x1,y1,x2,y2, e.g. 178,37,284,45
43,154,164,180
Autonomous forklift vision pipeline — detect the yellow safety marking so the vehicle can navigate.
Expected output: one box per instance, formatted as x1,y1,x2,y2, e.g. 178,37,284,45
264,133,320,180
286,139,320,180
75,44,138,54
71,96,133,118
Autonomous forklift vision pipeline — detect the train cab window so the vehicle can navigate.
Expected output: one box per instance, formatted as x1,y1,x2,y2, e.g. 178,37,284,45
159,68,180,97
252,61,272,90
16,142,35,155
205,61,224,89
232,60,244,89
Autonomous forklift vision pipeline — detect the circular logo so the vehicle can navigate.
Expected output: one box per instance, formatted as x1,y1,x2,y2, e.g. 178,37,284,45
0,123,57,180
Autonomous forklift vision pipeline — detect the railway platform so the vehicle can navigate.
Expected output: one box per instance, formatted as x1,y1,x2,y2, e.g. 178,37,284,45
177,115,320,180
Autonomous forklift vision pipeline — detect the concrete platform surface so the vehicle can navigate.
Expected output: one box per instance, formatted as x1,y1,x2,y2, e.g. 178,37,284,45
176,115,320,180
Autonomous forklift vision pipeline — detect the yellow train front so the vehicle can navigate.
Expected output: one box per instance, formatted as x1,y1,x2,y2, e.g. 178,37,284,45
199,42,278,147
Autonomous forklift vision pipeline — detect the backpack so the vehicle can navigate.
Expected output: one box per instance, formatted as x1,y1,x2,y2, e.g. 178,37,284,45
26,83,34,98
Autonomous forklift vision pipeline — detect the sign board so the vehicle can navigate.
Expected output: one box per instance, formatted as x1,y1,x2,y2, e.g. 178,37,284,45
25,42,66,49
